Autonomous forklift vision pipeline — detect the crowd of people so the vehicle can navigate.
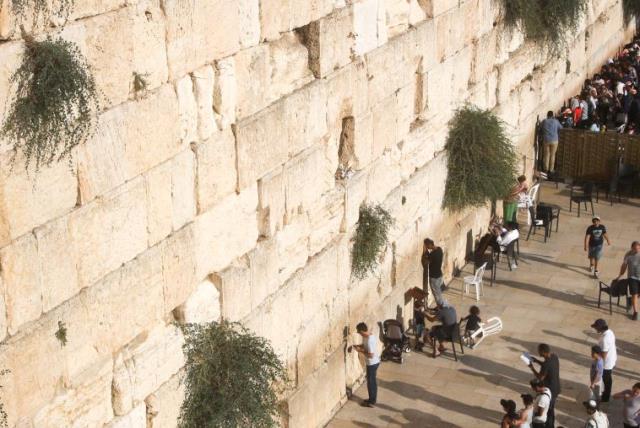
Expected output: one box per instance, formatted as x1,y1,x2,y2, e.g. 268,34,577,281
553,36,640,135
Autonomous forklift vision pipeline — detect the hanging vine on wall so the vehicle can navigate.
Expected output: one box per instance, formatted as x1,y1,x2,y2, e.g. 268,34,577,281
502,0,588,55
8,0,75,27
623,0,640,26
351,203,394,280
443,105,517,212
0,36,99,172
178,321,289,428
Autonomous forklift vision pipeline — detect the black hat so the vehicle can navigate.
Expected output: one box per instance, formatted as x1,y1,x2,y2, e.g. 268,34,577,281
591,319,608,330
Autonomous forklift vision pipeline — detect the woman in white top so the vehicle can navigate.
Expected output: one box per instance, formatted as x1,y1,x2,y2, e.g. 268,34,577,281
515,393,534,428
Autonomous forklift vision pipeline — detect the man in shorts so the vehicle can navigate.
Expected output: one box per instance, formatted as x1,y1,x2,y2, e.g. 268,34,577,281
584,216,610,278
616,241,640,320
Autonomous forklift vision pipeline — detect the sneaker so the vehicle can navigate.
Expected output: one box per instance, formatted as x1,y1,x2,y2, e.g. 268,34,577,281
589,265,594,273
594,270,599,278
632,312,638,321
510,263,518,270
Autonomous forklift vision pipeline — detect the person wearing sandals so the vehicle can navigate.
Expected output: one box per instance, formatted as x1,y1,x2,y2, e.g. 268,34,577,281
425,300,457,358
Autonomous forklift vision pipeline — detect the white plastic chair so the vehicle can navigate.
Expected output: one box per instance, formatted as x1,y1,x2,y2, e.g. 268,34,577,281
469,316,503,348
517,183,540,225
462,262,486,301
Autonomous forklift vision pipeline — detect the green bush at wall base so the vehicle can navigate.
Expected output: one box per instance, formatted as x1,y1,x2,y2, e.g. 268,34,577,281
443,106,517,212
0,36,99,172
351,204,394,280
178,321,288,428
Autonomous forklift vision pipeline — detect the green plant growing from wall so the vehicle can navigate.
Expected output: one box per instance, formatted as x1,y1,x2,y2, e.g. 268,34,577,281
178,321,289,428
0,36,99,172
502,0,588,55
54,320,67,347
443,105,517,212
8,0,75,26
623,0,640,26
351,203,394,280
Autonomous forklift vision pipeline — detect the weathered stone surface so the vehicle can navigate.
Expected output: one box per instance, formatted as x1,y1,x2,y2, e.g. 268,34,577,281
1,233,41,334
170,149,197,230
173,278,221,324
420,0,458,18
104,404,146,428
194,129,237,213
176,74,198,145
192,65,216,141
247,239,280,306
238,0,261,48
353,0,387,56
112,324,185,412
275,215,310,284
235,33,313,120
144,160,173,247
308,188,345,256
259,0,334,41
0,40,23,154
304,7,354,78
162,0,241,79
160,224,198,315
32,357,114,428
342,170,368,232
212,258,252,322
77,85,181,203
195,185,259,278
257,167,285,238
213,57,237,130
146,374,184,428
78,2,168,107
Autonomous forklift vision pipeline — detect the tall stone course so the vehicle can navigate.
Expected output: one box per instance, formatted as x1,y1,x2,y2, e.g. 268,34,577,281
0,0,633,426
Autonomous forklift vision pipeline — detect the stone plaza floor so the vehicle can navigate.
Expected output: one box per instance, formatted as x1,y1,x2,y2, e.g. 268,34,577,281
329,182,640,428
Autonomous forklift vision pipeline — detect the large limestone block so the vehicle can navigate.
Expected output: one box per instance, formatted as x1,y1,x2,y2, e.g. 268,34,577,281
192,65,216,141
78,1,168,107
366,149,402,204
1,233,42,334
176,74,198,145
146,374,184,428
275,215,310,284
296,308,331,380
371,95,399,158
385,0,410,37
195,185,259,278
304,7,354,78
247,238,280,306
496,46,538,105
32,357,114,428
341,169,368,232
283,145,334,224
70,177,148,289
173,278,221,324
144,160,173,247
194,129,237,214
212,258,252,322
411,20,438,72
0,152,77,248
287,349,346,428
325,61,369,132
419,0,458,17
234,33,313,120
308,188,345,256
435,6,466,61
112,324,185,414
35,216,79,313
162,0,241,79
238,0,260,48
77,85,181,203
353,0,387,56
235,81,327,190
104,404,146,428
214,57,238,130
170,149,197,231
0,41,23,154
0,275,6,341
365,35,416,107
257,168,285,238
470,30,498,85
259,0,334,41
160,225,198,316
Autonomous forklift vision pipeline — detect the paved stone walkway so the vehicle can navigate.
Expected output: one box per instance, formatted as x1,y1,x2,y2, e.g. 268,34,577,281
329,182,640,428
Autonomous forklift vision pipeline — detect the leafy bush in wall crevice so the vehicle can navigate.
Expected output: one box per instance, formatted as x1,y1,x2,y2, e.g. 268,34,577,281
443,105,518,212
351,203,394,280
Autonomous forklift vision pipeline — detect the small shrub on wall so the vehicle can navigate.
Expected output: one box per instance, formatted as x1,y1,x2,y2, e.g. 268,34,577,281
443,105,517,212
0,36,99,172
9,0,75,26
502,0,588,55
351,203,394,280
623,0,640,25
179,321,289,428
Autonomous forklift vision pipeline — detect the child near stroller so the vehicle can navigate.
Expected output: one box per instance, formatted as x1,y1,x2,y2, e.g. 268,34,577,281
380,319,411,363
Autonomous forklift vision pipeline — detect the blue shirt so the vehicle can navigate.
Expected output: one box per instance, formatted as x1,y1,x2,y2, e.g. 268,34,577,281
590,358,603,383
540,118,563,143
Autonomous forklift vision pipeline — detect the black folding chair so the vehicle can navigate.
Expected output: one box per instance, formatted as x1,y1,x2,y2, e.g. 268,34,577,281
597,280,630,315
569,182,595,217
441,322,465,362
526,206,551,243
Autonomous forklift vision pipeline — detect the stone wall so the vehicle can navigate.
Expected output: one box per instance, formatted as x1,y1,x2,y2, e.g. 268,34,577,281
0,0,633,426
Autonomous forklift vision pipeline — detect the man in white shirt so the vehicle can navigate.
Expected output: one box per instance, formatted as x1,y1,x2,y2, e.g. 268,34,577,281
530,379,552,428
592,319,617,402
355,322,380,407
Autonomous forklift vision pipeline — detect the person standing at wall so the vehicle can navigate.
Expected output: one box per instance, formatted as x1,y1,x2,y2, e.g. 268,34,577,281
615,241,640,320
422,238,445,306
503,176,528,223
539,111,564,173
584,216,611,279
354,322,380,408
591,319,617,402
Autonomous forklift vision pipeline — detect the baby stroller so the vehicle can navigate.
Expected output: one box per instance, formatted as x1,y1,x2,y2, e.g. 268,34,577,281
380,319,411,364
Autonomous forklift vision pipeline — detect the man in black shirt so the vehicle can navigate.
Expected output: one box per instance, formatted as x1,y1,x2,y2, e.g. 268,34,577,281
584,216,610,279
422,238,445,306
529,343,561,428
